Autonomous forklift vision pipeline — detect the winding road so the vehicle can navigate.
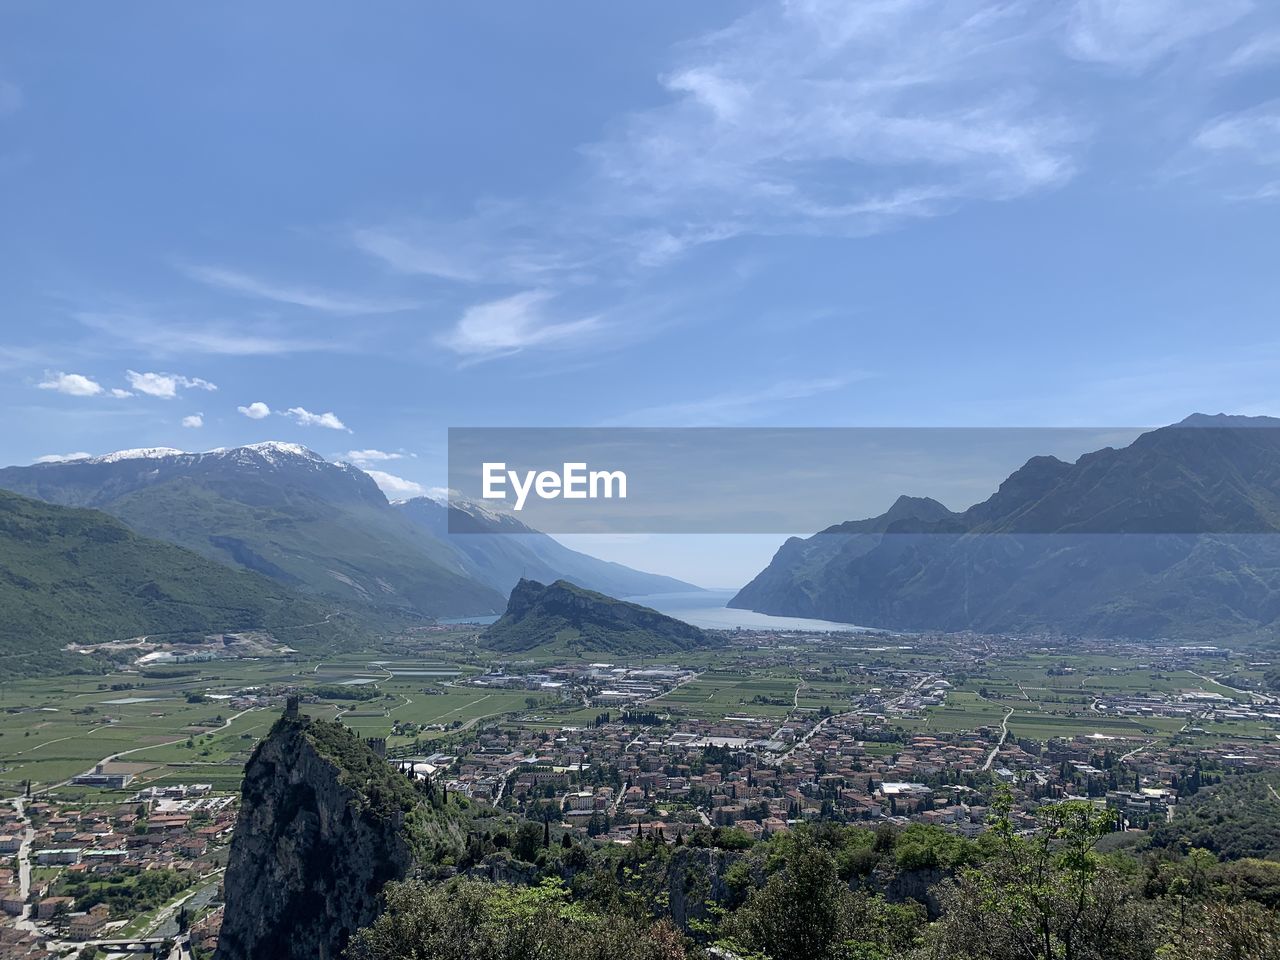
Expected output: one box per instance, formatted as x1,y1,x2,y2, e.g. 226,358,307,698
981,708,1014,772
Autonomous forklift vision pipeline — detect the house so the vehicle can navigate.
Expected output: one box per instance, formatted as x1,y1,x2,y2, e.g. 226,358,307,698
68,903,110,940
0,888,25,916
36,896,75,920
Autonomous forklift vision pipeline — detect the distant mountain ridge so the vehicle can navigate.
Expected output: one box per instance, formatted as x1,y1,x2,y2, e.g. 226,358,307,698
0,488,325,676
731,415,1280,640
481,578,714,655
395,496,698,598
0,443,696,624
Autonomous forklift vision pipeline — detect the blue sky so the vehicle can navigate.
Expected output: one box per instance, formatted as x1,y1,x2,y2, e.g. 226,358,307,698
3,1,1280,585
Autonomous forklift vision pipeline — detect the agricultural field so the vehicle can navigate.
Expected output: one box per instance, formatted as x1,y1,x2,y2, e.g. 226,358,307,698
0,642,531,796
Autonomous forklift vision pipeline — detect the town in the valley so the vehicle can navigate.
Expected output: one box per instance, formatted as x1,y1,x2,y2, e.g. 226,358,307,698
1,626,1276,958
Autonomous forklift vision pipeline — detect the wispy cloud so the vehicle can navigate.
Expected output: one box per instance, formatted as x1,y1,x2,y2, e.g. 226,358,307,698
356,0,1087,290
37,372,103,397
608,376,859,426
77,311,337,357
125,370,218,399
439,290,600,359
1220,30,1280,72
33,452,92,464
0,345,55,371
1192,101,1280,200
182,413,204,428
180,264,419,315
284,406,351,432
1065,0,1252,69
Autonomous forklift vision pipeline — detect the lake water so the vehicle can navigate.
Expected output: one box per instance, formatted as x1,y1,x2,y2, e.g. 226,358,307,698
628,590,869,632
445,589,867,633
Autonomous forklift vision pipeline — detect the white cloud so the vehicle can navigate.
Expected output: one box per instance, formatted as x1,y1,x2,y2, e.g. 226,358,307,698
1066,0,1252,68
345,449,407,464
608,376,859,426
126,370,218,399
109,388,133,398
284,407,351,432
440,290,600,358
182,414,204,428
37,372,103,397
33,452,92,464
181,264,418,315
237,401,272,420
363,469,427,499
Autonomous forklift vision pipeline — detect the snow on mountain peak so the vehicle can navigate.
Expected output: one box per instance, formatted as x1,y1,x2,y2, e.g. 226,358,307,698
85,441,326,468
237,441,322,461
91,447,188,464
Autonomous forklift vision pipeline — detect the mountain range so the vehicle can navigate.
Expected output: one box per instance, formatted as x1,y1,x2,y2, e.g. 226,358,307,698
481,578,713,655
731,415,1280,641
0,488,327,677
0,442,695,628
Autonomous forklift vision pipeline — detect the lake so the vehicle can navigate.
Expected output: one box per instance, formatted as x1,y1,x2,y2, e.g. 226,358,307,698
628,590,869,632
444,589,868,632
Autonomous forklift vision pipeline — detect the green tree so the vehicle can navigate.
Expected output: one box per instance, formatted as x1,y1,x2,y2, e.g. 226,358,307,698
725,836,866,960
917,791,1156,960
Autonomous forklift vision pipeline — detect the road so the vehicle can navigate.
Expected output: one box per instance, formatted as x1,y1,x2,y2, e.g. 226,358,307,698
1119,741,1153,763
981,708,1014,772
768,709,857,767
6,796,36,932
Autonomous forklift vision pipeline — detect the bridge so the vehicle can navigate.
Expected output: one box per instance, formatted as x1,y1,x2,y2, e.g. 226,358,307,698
88,938,169,954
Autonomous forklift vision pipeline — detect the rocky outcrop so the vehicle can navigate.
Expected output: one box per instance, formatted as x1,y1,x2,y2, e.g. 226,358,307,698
663,847,741,930
215,717,415,960
481,578,713,654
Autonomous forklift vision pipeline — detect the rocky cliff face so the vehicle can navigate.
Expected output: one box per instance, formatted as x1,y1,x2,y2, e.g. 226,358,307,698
215,717,415,960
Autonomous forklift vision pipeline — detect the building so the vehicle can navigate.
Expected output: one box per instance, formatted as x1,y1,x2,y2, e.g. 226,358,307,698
68,903,110,940
71,764,134,790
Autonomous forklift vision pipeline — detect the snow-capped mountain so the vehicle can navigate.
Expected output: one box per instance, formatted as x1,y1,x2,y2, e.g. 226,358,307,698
0,441,698,623
0,442,499,618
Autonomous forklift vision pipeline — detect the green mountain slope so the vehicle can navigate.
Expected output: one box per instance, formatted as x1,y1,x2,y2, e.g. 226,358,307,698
0,443,504,621
481,578,713,655
0,489,325,676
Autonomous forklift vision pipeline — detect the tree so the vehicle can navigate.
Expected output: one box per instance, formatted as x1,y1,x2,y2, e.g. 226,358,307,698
918,790,1156,960
514,821,543,863
724,836,857,960
1162,900,1280,960
347,878,686,960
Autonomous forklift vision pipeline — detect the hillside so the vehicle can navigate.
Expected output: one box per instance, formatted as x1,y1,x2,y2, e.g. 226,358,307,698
731,416,1280,640
0,443,504,621
0,488,324,676
395,496,699,597
481,578,713,655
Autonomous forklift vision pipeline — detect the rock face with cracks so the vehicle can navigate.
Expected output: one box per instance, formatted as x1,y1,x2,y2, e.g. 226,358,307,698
215,717,414,960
